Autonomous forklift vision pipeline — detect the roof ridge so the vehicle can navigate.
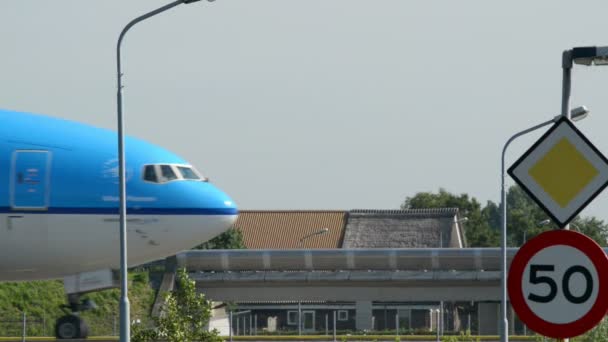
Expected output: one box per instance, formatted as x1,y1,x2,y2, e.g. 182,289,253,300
349,208,459,215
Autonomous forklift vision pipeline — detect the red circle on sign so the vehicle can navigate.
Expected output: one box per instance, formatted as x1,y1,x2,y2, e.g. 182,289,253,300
508,230,608,338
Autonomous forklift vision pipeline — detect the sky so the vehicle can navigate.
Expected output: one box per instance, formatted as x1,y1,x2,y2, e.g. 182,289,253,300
3,1,608,222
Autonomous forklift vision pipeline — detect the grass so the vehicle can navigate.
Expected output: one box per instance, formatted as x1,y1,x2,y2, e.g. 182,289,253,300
0,336,542,341
222,335,539,341
0,271,156,337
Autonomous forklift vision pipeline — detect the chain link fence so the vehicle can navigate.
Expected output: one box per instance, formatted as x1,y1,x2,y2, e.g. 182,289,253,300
0,312,121,337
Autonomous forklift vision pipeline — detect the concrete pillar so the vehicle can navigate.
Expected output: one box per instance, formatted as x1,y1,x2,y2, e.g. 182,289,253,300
477,302,499,335
355,301,373,331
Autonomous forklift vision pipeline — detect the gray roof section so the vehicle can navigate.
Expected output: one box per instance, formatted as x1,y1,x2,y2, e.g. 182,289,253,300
342,208,464,248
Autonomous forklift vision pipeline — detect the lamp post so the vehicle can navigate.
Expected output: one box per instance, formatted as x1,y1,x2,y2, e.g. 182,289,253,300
116,1,202,341
562,47,608,119
500,106,589,342
559,47,608,342
299,228,329,247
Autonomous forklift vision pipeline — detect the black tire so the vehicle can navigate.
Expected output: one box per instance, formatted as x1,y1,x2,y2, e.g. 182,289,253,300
79,318,89,339
55,314,88,339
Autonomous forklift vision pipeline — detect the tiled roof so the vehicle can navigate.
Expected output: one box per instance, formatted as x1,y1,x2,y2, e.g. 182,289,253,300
234,210,347,249
342,208,464,248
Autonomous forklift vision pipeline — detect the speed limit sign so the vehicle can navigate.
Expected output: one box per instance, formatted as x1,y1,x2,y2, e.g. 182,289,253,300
508,230,608,338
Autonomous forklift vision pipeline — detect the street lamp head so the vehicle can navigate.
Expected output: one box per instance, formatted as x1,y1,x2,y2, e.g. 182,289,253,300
571,105,589,122
299,228,330,244
552,106,589,123
538,219,551,227
183,0,204,3
572,46,608,66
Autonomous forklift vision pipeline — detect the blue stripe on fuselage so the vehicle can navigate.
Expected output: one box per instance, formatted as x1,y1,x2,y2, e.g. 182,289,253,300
0,207,238,215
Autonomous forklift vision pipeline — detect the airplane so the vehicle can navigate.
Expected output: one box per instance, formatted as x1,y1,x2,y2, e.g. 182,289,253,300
0,109,238,339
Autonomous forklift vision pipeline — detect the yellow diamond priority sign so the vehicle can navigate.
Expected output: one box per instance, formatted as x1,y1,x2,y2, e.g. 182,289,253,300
508,117,608,227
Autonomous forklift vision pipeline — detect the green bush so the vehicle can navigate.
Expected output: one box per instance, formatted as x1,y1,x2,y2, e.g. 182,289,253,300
131,268,221,342
573,318,608,342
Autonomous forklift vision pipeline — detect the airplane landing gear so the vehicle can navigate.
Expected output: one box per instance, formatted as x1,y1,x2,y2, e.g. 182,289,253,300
55,294,95,339
55,315,87,339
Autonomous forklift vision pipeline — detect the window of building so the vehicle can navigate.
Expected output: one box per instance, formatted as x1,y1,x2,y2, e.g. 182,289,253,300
287,311,298,325
143,165,157,183
160,165,178,181
177,166,201,180
338,310,348,321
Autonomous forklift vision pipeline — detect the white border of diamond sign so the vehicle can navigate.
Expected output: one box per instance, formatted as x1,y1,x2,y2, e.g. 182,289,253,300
508,117,608,227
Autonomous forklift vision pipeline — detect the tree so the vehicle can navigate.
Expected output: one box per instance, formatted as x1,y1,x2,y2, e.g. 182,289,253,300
576,317,608,342
503,185,551,246
401,186,608,248
401,188,498,247
195,228,245,249
132,268,222,342
502,186,608,247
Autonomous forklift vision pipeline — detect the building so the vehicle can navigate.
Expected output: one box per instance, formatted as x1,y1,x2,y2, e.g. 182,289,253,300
226,208,467,334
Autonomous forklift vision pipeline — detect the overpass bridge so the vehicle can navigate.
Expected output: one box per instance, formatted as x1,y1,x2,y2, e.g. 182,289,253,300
174,248,527,302
175,247,608,334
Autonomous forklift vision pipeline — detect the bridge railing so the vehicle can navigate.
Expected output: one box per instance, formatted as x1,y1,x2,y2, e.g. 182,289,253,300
177,248,526,272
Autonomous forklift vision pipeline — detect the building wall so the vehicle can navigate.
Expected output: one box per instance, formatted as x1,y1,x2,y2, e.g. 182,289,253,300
234,308,356,334
232,304,445,334
372,309,431,331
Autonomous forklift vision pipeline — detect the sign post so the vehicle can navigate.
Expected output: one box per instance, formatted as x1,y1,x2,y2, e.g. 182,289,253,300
508,230,608,338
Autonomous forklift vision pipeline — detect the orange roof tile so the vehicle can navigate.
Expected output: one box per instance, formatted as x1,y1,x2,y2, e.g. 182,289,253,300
234,210,347,249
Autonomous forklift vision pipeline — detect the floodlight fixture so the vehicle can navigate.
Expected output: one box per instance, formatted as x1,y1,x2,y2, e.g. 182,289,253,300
571,46,608,66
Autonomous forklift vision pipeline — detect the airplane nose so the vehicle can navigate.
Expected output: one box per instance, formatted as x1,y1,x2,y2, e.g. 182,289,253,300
201,183,238,240
208,183,238,215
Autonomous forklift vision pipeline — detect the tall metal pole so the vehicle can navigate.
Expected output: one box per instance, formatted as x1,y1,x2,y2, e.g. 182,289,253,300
116,2,188,342
561,49,573,342
298,302,302,335
440,301,444,336
562,50,573,118
21,311,26,342
501,118,555,342
435,309,440,342
229,311,233,342
333,311,337,342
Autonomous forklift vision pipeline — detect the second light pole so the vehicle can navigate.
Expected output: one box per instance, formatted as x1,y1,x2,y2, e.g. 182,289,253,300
116,1,203,341
500,106,589,342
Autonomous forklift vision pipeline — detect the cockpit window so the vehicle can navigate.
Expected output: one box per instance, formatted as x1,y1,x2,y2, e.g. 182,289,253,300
177,166,200,180
160,165,178,181
142,164,206,184
143,165,157,182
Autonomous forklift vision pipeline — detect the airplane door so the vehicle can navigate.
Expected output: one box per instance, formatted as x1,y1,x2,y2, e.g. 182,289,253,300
11,150,51,210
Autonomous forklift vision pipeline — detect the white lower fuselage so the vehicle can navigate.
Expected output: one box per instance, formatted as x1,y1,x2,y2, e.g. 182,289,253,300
0,213,237,281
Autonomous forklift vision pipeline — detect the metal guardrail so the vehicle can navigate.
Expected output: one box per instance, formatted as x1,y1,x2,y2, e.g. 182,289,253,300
177,247,608,272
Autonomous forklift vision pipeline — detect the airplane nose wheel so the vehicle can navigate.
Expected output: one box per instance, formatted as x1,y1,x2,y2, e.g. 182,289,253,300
55,314,89,339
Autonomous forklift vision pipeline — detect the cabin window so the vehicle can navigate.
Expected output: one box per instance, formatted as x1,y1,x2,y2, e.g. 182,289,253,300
143,165,157,183
160,165,178,181
338,310,348,321
177,166,200,180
